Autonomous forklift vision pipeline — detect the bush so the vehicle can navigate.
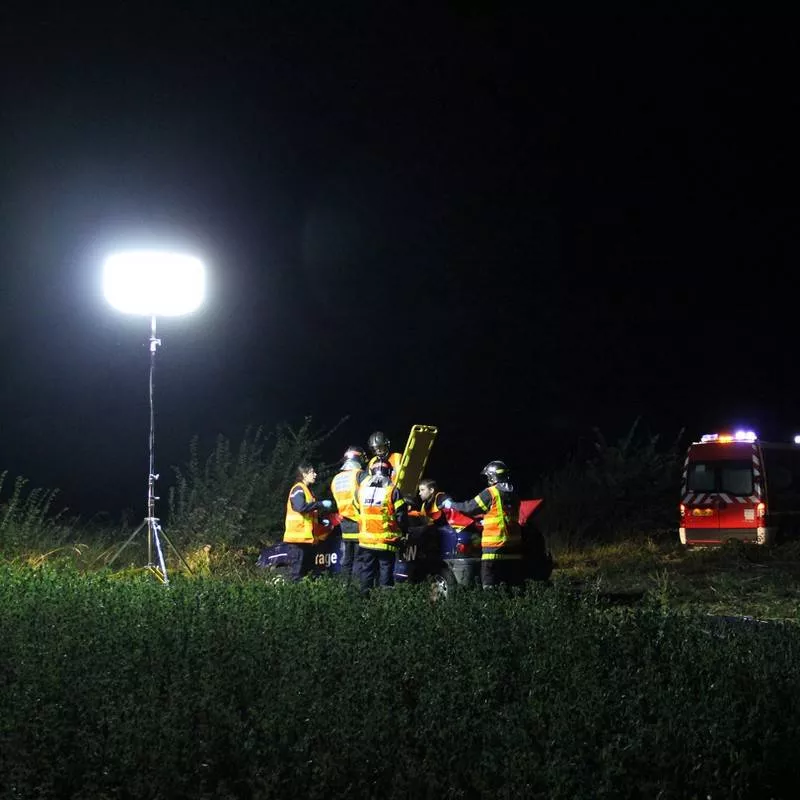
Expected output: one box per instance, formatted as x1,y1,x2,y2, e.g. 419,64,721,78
167,417,346,548
0,470,75,554
534,419,684,549
1,567,799,799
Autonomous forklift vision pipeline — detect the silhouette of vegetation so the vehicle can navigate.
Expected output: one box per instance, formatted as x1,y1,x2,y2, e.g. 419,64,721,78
167,416,347,547
0,470,75,552
533,418,685,549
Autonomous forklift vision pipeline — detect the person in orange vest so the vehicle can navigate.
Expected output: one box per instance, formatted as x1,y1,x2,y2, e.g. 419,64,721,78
442,460,524,589
330,445,367,580
403,478,455,581
353,458,408,592
417,479,452,526
366,431,402,482
283,463,333,582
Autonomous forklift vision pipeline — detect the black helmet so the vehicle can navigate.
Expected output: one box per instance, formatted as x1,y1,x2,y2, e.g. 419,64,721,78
369,459,393,478
343,445,365,464
481,460,509,486
368,431,390,456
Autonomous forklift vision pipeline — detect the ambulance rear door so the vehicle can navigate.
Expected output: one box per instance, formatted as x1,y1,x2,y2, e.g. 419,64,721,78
683,445,722,541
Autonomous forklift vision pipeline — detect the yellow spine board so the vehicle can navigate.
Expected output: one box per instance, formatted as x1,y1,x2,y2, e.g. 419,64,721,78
395,424,438,497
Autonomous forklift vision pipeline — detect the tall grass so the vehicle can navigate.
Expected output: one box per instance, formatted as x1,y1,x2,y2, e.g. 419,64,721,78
0,470,77,554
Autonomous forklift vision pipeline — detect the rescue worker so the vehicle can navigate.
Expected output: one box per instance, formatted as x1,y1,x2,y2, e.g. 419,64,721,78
443,460,524,589
353,458,408,592
417,478,451,525
404,478,453,582
366,431,402,482
283,463,333,582
330,445,367,580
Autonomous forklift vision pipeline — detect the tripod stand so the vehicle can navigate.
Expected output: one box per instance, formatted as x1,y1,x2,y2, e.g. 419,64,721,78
107,316,192,583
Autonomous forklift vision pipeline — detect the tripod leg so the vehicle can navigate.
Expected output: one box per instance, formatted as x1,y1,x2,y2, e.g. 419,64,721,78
150,519,170,585
105,520,148,567
158,526,195,575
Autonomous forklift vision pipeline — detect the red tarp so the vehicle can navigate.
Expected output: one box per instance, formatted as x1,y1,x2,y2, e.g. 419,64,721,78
519,499,543,526
443,507,477,529
443,498,543,529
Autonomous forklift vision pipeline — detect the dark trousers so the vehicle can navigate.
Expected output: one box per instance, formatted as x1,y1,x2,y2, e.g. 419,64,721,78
340,539,359,580
339,519,359,580
287,543,315,582
400,524,431,583
481,558,523,590
356,546,396,592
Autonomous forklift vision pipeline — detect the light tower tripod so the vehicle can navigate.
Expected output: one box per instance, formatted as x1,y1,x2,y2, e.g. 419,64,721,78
107,316,192,583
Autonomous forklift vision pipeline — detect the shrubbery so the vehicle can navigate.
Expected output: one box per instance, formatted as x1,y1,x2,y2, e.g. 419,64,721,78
0,470,76,553
1,565,798,799
166,417,345,549
533,419,684,549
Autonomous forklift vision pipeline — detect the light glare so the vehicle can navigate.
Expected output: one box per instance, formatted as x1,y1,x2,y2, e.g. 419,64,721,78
103,251,205,316
701,430,757,444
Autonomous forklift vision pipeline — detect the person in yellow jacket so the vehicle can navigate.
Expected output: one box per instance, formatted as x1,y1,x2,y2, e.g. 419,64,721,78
353,458,408,592
283,463,332,582
443,460,523,589
330,445,367,580
366,431,402,482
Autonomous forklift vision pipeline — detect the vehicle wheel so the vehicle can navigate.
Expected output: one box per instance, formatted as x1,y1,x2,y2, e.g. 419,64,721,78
267,567,289,585
429,566,457,601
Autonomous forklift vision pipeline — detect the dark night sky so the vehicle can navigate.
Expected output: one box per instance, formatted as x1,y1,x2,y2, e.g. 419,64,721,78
2,8,800,516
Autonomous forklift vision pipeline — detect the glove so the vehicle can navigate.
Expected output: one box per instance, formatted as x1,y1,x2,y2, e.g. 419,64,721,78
320,499,333,509
441,498,453,510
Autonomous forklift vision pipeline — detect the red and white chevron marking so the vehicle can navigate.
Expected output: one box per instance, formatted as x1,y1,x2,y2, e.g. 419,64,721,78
681,492,760,505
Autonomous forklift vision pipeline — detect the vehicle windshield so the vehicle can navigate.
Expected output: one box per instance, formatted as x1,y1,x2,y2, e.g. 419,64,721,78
687,460,753,496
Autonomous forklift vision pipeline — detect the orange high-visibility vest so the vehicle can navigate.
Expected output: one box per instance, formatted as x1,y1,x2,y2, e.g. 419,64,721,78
480,485,523,561
331,469,362,539
425,492,471,532
284,482,318,544
423,491,445,524
367,452,402,480
358,483,403,551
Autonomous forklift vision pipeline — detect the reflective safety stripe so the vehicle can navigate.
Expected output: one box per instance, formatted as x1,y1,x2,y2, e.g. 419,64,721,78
284,482,317,544
331,469,361,524
482,552,524,561
358,484,402,550
480,485,522,560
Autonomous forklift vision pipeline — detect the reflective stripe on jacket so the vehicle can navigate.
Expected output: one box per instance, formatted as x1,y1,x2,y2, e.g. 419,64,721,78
478,485,523,560
331,468,363,540
284,482,317,544
357,483,404,551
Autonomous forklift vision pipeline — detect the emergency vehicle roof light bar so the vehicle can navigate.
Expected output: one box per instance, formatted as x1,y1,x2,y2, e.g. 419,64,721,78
700,430,757,444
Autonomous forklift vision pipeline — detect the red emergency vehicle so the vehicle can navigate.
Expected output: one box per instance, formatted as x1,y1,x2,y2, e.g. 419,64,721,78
680,430,800,546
